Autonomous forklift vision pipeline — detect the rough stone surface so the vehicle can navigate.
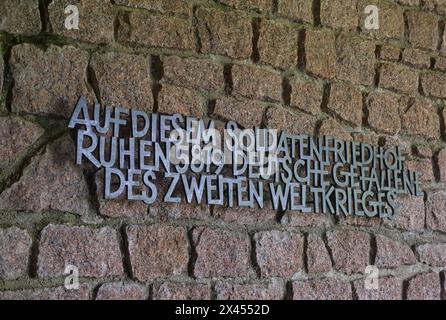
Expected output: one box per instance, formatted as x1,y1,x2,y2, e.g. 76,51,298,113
384,195,425,231
214,96,265,128
118,11,194,50
307,233,332,273
422,0,446,15
405,158,434,183
379,45,401,61
327,82,363,126
267,108,317,136
10,44,93,118
293,278,352,300
0,227,32,280
0,117,44,163
254,230,304,278
158,84,203,117
305,29,337,80
277,0,313,23
421,72,446,99
335,34,375,86
406,272,441,300
375,235,417,268
281,212,331,227
318,118,352,141
162,56,224,93
126,225,189,282
416,243,446,267
367,91,401,135
232,65,282,102
215,280,285,300
213,204,276,226
49,0,114,44
217,0,272,12
320,0,358,29
115,0,192,16
289,77,323,115
196,8,252,59
354,276,402,300
37,224,123,278
153,282,212,300
258,20,298,69
426,191,446,233
435,56,446,72
402,48,431,69
407,11,440,50
96,282,148,300
0,136,93,216
193,227,251,278
379,63,419,95
327,230,370,275
90,52,153,111
0,285,91,300
438,149,446,182
401,97,440,139
0,0,41,35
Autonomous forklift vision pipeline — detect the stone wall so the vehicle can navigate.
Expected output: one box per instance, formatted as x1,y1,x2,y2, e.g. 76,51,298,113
0,0,446,300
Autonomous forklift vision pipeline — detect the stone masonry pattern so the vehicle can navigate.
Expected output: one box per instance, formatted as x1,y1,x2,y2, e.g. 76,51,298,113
0,0,446,300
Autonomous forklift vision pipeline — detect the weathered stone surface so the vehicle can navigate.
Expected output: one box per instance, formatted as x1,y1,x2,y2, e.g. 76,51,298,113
0,136,93,216
254,230,304,278
0,117,44,163
307,233,332,273
162,56,224,93
435,56,446,72
416,243,446,267
196,8,252,59
327,82,363,126
267,108,317,136
118,11,194,50
305,29,336,80
37,224,123,278
115,0,192,16
401,97,440,139
153,282,212,300
214,96,265,128
215,280,285,300
217,0,271,12
338,215,381,228
293,278,352,300
359,0,405,40
402,48,431,69
407,11,440,50
375,235,417,268
318,118,352,141
258,20,298,69
232,65,282,102
384,195,425,231
367,91,401,135
10,44,92,118
0,227,32,280
213,205,276,226
437,149,446,182
405,158,434,183
289,77,323,115
327,230,370,275
350,132,379,146
421,72,446,99
193,227,250,278
0,55,3,95
423,0,446,15
49,0,114,44
379,63,419,94
158,84,203,117
277,0,313,23
95,170,148,219
126,225,189,282
281,212,331,227
0,0,41,35
90,52,153,111
442,30,446,56
321,0,358,29
96,282,148,300
335,34,375,86
354,276,402,300
407,272,441,300
379,45,401,61
426,191,446,233
0,285,91,300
